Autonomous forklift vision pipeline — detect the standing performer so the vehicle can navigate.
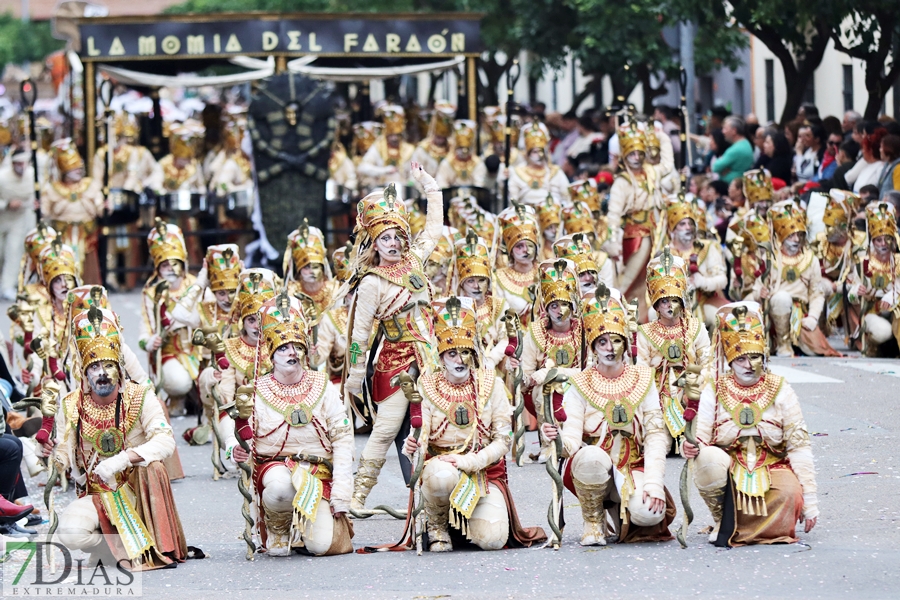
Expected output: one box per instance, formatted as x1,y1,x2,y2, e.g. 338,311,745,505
91,112,163,197
358,106,416,188
637,252,712,449
313,246,354,384
559,202,616,289
541,286,674,546
552,234,615,296
495,204,541,325
207,116,253,196
283,222,337,319
41,139,104,282
351,121,384,192
536,194,562,261
436,120,487,189
345,162,443,510
402,296,546,551
411,102,455,179
683,301,818,546
225,294,354,556
505,122,570,206
0,148,38,300
606,119,664,319
454,232,509,367
47,306,188,568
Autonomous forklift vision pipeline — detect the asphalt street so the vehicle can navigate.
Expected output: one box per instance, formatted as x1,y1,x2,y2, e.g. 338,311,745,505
2,291,899,599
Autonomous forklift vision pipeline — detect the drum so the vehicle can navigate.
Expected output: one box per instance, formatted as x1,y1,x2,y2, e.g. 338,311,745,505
105,188,140,225
158,191,208,215
222,187,255,220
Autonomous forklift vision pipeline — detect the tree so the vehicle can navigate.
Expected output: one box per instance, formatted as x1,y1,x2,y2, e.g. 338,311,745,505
0,13,65,72
830,1,900,119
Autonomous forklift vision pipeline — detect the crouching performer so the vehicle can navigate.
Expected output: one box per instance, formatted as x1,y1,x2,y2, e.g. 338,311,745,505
48,306,188,569
683,301,818,546
403,297,546,552
542,285,674,546
225,293,354,556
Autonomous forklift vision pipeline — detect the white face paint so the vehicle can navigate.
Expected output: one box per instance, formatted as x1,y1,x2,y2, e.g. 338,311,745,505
655,297,682,322
593,333,626,367
50,275,74,303
782,232,804,256
543,224,558,242
731,354,764,386
215,289,235,312
273,342,305,372
527,148,544,166
546,301,572,329
578,271,597,295
511,241,536,265
375,229,404,264
674,218,695,245
300,264,325,283
86,361,119,397
873,235,893,259
461,276,489,302
158,260,183,285
442,348,472,384
242,314,260,345
625,151,644,170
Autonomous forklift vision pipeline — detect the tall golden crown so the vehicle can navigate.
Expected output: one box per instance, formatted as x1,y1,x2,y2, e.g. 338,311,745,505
730,212,770,253
24,223,58,265
433,296,479,356
568,179,601,214
717,302,766,363
286,220,327,274
561,201,595,237
168,125,200,159
67,285,109,313
582,284,627,347
356,184,411,241
665,196,699,232
488,114,521,145
553,233,598,275
73,306,122,370
431,232,456,267
768,200,807,243
617,119,647,157
52,138,84,174
234,268,277,323
260,291,310,359
823,190,854,228
378,105,407,136
113,113,139,140
644,128,661,153
498,203,539,252
743,169,774,205
352,121,383,156
539,258,579,308
207,244,242,292
646,248,689,307
332,242,353,282
867,202,898,240
522,121,549,151
430,102,455,138
537,193,562,232
38,240,79,285
454,230,492,283
147,218,187,267
453,119,476,149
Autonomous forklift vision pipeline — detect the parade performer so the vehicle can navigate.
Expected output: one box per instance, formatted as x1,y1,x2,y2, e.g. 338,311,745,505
157,124,206,195
683,301,818,546
505,122,570,206
568,179,606,227
358,105,416,188
436,120,487,189
541,285,674,546
47,306,188,568
606,119,664,319
665,196,728,327
454,232,509,367
424,230,457,298
41,139,104,282
345,162,443,510
402,297,546,551
313,245,354,384
495,204,541,325
0,148,38,300
552,234,615,297
536,194,562,261
412,102,455,179
225,293,354,556
91,112,163,198
813,190,859,335
329,138,358,193
645,125,678,196
283,221,337,319
728,210,772,301
139,220,201,417
559,202,616,290
207,116,253,196
637,251,712,448
351,121,384,192
847,202,900,355
752,201,840,357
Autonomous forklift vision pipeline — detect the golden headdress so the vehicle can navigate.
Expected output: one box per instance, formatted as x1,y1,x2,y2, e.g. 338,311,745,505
539,258,579,308
498,203,539,252
568,179,601,215
430,102,456,138
561,202,596,237
522,121,549,152
73,306,122,370
260,291,310,358
332,241,353,282
553,234,598,275
51,138,84,174
453,119,476,150
743,169,774,205
38,240,79,285
730,212,770,253
768,200,806,244
469,210,498,254
866,202,898,240
665,196,699,232
823,189,854,229
488,114,521,145
378,104,407,136
67,285,109,313
234,268,278,323
617,119,647,158
646,248,689,307
433,296,479,356
644,127,661,155
717,301,766,363
352,121,383,156
582,284,627,347
286,220,327,275
147,218,187,268
455,230,492,282
537,193,562,232
113,112,139,140
207,244,242,292
430,230,456,267
356,184,410,241
24,223,59,265
168,123,202,160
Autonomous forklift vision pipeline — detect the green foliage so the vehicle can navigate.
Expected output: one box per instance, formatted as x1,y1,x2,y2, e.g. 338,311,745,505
0,13,65,71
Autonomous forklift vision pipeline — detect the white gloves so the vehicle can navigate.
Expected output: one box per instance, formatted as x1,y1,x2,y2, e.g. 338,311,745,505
94,451,133,489
801,316,818,331
412,164,439,193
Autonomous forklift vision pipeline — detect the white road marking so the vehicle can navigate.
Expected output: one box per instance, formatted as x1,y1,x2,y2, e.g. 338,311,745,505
768,364,843,383
830,360,900,379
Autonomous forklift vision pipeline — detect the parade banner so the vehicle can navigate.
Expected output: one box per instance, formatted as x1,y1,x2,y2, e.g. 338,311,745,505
78,14,483,60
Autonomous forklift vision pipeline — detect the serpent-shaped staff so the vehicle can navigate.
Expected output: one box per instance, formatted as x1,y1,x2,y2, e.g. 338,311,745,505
191,327,229,480
153,279,170,396
390,369,426,553
501,309,526,466
542,367,568,549
674,363,703,548
229,385,257,560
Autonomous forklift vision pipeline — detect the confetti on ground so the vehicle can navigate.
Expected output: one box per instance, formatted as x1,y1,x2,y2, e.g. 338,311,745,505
840,472,878,477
